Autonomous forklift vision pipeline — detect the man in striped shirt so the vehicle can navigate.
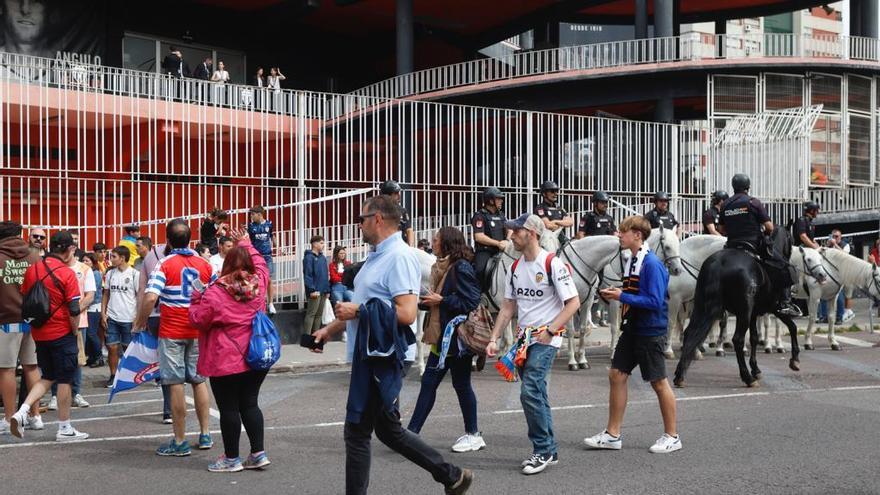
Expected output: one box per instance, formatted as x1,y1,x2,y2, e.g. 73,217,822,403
134,219,214,457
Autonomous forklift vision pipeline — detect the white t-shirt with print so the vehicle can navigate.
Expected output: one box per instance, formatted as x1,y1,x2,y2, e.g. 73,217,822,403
104,266,141,323
504,249,578,348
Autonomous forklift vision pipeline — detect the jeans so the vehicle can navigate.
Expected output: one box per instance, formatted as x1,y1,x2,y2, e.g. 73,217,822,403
330,283,354,306
85,312,102,364
210,370,268,459
407,351,478,435
519,343,558,456
344,383,461,495
817,290,845,321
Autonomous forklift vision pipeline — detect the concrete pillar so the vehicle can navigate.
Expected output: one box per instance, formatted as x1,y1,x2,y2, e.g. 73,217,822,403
635,0,648,39
396,0,414,75
715,20,727,57
851,0,863,37
862,0,879,39
655,97,674,123
654,0,674,38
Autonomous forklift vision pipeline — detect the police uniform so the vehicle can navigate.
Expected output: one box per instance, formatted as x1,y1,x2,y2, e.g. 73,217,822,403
398,204,412,244
644,208,679,230
471,207,508,283
534,200,569,243
578,211,616,236
792,215,816,246
702,206,721,235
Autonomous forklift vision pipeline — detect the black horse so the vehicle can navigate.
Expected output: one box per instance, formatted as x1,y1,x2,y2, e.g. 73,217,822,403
674,227,801,388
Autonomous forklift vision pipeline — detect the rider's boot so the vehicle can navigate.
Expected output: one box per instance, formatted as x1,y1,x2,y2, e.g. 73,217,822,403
776,287,802,317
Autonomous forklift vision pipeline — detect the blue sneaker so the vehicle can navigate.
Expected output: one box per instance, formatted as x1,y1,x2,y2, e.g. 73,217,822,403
208,455,244,473
198,433,214,450
156,439,191,456
243,451,271,470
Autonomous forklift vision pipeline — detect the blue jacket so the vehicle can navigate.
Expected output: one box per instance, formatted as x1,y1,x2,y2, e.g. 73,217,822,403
346,298,414,423
619,251,669,337
303,250,330,294
420,260,481,334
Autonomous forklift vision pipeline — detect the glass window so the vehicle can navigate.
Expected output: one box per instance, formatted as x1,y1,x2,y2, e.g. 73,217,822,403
848,114,871,185
217,51,246,85
764,74,802,110
122,36,156,72
810,74,841,113
712,75,757,114
159,42,211,77
810,115,841,187
848,75,872,114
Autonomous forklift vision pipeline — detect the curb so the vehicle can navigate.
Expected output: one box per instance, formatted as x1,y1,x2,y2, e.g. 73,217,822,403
269,361,350,375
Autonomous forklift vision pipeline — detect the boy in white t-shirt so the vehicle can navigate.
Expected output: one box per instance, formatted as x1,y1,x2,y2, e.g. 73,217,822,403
101,246,141,387
486,214,580,476
209,236,233,276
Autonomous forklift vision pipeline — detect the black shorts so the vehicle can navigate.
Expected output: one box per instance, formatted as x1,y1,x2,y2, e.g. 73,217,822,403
35,333,79,384
611,333,667,383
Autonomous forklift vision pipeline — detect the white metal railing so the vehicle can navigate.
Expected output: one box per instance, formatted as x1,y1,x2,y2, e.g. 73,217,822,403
348,34,880,101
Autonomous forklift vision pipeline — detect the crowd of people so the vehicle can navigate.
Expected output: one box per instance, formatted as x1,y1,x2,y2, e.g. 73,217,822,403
0,175,872,493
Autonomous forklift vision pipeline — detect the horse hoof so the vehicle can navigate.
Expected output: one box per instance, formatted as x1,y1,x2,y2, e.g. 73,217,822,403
664,351,675,360
715,350,725,357
804,344,813,351
753,372,762,381
831,344,840,351
764,348,772,354
776,347,784,354
694,351,704,361
568,364,577,371
789,360,800,371
747,380,760,388
673,378,685,388
758,339,766,347
578,362,589,370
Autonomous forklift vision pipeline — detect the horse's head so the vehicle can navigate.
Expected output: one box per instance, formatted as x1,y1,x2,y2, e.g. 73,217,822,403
649,226,682,276
798,246,828,285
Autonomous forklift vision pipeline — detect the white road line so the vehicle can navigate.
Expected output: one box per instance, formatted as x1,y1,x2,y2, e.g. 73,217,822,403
3,384,878,449
41,409,194,426
184,394,221,420
80,388,160,400
85,398,163,409
832,335,874,348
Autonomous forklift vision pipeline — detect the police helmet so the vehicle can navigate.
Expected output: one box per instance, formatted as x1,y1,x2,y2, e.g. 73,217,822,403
711,190,729,203
483,187,504,202
804,201,820,212
653,191,670,202
593,191,610,203
731,173,750,193
379,180,402,195
540,181,560,193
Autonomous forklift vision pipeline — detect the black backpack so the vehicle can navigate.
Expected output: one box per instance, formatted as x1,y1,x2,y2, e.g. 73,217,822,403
21,259,67,328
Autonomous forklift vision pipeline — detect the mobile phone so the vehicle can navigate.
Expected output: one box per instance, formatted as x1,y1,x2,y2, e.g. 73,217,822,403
299,334,325,350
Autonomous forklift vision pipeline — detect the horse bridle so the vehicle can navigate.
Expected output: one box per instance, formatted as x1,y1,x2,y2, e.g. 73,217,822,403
817,248,844,291
559,241,623,306
656,224,680,272
798,246,828,286
486,248,519,312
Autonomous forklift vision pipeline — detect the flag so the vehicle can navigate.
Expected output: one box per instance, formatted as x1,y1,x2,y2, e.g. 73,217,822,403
108,330,160,403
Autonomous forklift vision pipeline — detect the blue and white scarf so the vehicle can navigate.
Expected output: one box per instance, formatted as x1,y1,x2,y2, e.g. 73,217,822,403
434,314,468,370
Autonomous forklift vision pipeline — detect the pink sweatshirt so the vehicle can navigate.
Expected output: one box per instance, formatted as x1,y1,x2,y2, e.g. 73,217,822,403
190,240,269,377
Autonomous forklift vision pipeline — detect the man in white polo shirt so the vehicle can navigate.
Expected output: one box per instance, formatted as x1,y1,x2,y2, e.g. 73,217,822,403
486,214,580,475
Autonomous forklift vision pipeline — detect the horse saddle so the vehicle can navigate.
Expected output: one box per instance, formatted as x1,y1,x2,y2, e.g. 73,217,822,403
724,240,761,260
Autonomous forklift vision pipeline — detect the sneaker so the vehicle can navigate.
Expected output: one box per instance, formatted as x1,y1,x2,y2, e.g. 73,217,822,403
48,396,58,411
584,430,622,450
105,375,115,388
8,410,27,439
73,394,90,408
521,453,555,475
156,439,192,456
452,433,486,453
208,455,244,473
198,433,214,449
268,303,277,315
649,433,682,454
243,451,271,470
841,309,855,323
445,468,474,495
56,427,89,442
25,415,44,430
162,414,173,425
520,451,558,468
0,418,9,435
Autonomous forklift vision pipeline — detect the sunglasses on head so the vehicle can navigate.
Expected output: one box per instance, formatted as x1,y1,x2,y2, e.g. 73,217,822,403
31,235,45,240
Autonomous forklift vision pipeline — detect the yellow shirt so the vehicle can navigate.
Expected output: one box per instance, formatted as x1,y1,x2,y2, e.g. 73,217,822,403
119,236,140,267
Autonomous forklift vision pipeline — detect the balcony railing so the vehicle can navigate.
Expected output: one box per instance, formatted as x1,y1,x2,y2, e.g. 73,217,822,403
348,33,880,101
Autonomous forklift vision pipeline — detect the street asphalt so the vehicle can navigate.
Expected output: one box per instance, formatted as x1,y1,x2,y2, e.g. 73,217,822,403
2,312,880,495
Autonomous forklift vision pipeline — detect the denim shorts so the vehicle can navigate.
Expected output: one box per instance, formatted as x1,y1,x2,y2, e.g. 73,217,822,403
262,254,275,277
106,319,133,346
35,333,78,384
159,338,205,385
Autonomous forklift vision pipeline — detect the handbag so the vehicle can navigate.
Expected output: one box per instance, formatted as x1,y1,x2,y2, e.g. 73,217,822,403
447,262,495,356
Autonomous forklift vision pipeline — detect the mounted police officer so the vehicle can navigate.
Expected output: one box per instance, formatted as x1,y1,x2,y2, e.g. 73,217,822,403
644,191,679,230
792,201,820,249
719,173,800,316
380,180,415,247
533,180,573,245
576,191,617,239
702,190,729,236
471,187,509,290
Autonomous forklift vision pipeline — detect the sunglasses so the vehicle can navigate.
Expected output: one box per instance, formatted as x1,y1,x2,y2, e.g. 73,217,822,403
358,213,377,224
31,235,46,240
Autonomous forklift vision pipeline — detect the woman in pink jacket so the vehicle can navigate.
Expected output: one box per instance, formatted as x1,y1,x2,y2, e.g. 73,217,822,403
190,229,271,473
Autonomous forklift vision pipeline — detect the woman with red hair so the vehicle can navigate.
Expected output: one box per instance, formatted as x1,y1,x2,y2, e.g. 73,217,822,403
190,228,271,473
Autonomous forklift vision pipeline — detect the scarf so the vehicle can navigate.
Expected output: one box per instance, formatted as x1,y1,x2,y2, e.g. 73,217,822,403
495,328,532,382
422,256,452,345
434,314,468,370
171,248,195,256
216,270,261,302
621,245,650,327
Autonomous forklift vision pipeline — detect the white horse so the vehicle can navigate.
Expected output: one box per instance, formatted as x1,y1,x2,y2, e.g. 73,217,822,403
411,247,437,375
539,229,561,254
668,236,828,358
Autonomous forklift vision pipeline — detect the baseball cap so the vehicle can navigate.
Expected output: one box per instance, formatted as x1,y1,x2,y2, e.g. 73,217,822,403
505,214,544,236
50,231,75,252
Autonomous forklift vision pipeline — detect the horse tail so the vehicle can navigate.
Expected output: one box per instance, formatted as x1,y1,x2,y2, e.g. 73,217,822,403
674,258,724,385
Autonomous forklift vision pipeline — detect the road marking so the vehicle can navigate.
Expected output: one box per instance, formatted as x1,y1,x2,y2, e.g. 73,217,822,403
80,388,160,400
184,395,221,420
42,409,194,426
84,398,163,409
3,384,878,449
832,335,874,348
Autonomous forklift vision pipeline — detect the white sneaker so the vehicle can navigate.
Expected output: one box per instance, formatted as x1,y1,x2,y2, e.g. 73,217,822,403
649,433,682,454
73,394,90,408
25,415,44,430
56,427,89,442
48,396,58,411
841,309,855,323
584,430,622,450
9,410,27,439
268,303,277,315
0,418,9,435
451,433,486,453
520,453,557,475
